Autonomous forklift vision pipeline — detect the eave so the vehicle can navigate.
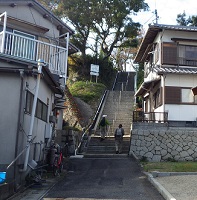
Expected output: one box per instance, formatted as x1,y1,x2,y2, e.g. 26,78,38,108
0,0,75,35
135,78,161,97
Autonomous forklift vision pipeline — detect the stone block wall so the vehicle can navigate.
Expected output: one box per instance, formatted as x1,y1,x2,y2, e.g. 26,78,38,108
130,126,197,162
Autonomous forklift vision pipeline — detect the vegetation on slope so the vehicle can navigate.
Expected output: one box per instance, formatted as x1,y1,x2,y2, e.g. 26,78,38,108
69,81,106,104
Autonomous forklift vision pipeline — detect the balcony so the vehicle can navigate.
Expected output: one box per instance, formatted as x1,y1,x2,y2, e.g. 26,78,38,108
133,111,168,123
0,30,69,77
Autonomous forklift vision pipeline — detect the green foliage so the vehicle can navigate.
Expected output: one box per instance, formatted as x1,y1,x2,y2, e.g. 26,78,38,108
141,161,197,172
176,12,197,26
69,81,106,103
68,54,117,89
62,125,80,132
47,0,148,61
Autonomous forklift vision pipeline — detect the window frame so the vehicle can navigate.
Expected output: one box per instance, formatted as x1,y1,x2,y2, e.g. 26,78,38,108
25,90,48,122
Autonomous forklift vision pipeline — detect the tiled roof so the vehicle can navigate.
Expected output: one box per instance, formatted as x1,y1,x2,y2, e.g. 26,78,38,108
153,66,197,74
134,23,197,63
149,24,197,32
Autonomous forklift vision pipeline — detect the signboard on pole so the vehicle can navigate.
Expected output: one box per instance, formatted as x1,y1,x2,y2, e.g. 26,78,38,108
90,64,99,76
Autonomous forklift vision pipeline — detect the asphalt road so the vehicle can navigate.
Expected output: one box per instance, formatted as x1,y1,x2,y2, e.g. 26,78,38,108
44,156,164,200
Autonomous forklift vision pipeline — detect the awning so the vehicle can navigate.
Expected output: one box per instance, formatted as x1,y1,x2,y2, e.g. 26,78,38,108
135,78,161,96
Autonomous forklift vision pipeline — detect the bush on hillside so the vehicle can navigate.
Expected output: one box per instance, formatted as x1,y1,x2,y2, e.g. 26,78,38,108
69,81,106,103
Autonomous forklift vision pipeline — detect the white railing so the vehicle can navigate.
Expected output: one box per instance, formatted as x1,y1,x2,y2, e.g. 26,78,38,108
0,30,69,77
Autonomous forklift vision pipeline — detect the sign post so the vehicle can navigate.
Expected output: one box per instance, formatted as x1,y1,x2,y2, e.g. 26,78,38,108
90,64,99,83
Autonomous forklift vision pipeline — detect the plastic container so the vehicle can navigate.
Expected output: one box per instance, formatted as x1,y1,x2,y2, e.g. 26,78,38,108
0,172,6,184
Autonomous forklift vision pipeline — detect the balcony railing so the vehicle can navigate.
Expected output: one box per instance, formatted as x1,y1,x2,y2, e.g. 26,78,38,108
0,30,69,77
133,111,168,123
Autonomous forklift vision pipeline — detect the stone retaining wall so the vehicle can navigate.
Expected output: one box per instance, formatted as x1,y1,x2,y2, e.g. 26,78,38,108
130,127,197,162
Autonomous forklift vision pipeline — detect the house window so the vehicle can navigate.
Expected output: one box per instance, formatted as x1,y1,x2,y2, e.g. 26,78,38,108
153,88,161,108
179,45,197,66
154,43,159,64
25,90,48,122
181,88,197,103
36,99,48,122
165,87,197,104
25,90,34,114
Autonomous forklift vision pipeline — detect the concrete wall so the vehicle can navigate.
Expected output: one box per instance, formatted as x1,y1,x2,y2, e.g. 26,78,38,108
130,123,197,162
0,73,20,164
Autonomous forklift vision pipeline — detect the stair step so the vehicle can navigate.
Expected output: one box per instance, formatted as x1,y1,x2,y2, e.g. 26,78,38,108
84,153,129,158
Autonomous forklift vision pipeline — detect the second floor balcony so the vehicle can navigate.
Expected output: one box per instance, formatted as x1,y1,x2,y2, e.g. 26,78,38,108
0,29,69,78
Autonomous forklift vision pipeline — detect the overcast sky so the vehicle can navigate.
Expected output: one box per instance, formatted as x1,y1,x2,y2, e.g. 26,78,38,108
132,0,197,30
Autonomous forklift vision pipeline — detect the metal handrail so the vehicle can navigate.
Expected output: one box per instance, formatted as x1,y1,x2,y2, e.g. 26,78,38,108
75,90,108,154
133,111,168,123
112,72,119,91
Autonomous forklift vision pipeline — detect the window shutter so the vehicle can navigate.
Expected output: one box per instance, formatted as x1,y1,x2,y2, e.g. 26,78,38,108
162,42,177,65
165,86,181,104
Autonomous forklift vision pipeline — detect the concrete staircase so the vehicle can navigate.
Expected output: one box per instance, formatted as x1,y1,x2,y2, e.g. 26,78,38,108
83,72,135,157
84,136,131,158
100,90,135,136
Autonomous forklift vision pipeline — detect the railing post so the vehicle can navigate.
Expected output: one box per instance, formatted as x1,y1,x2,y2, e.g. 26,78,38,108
0,12,7,53
64,33,69,85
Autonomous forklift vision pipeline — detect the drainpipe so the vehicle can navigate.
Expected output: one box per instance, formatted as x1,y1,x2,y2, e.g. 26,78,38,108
22,59,45,171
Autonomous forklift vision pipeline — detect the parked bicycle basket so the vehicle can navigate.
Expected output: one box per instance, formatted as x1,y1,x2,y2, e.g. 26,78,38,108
0,172,6,184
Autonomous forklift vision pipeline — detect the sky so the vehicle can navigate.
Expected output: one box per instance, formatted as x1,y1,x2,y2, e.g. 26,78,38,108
126,0,197,71
132,0,197,31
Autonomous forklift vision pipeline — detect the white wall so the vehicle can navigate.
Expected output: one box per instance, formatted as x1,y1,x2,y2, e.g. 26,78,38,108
165,74,197,87
165,74,197,121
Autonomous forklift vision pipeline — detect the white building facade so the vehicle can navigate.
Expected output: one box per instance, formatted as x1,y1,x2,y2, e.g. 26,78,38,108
0,0,78,195
134,24,197,127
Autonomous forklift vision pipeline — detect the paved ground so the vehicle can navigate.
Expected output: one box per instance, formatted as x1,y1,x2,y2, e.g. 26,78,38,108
152,173,197,200
8,156,197,200
43,156,164,200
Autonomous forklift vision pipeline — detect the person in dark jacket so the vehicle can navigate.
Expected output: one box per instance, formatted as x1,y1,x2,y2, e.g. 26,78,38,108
99,115,109,141
114,124,124,154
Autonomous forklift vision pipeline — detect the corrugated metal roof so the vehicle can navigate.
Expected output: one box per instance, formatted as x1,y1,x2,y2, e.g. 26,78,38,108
153,66,197,74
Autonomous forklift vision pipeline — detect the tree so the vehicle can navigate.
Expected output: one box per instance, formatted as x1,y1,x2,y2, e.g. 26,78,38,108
40,0,148,62
176,12,197,26
38,0,59,11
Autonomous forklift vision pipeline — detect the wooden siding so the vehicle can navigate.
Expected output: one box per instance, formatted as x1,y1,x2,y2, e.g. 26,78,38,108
162,42,177,65
165,86,181,104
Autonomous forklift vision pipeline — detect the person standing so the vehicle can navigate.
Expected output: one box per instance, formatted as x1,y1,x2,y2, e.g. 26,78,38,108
99,115,109,141
114,124,124,154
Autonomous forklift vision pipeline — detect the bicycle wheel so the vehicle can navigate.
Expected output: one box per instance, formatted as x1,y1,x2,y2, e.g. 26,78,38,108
53,157,59,176
59,162,63,173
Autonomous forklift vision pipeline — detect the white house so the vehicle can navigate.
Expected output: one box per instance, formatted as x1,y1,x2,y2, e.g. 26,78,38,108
134,24,197,127
0,0,78,196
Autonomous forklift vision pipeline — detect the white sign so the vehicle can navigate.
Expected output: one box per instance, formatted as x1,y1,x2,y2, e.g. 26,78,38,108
90,64,99,76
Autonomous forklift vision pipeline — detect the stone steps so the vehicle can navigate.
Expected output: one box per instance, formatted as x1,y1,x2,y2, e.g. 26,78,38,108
85,136,130,156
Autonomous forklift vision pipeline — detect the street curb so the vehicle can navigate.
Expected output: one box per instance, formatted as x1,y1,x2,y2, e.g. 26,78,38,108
145,172,176,200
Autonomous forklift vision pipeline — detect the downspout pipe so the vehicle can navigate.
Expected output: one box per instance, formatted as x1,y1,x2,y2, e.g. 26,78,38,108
22,59,45,172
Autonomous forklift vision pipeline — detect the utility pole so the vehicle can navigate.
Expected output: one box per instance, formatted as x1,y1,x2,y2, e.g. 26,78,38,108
155,9,159,24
